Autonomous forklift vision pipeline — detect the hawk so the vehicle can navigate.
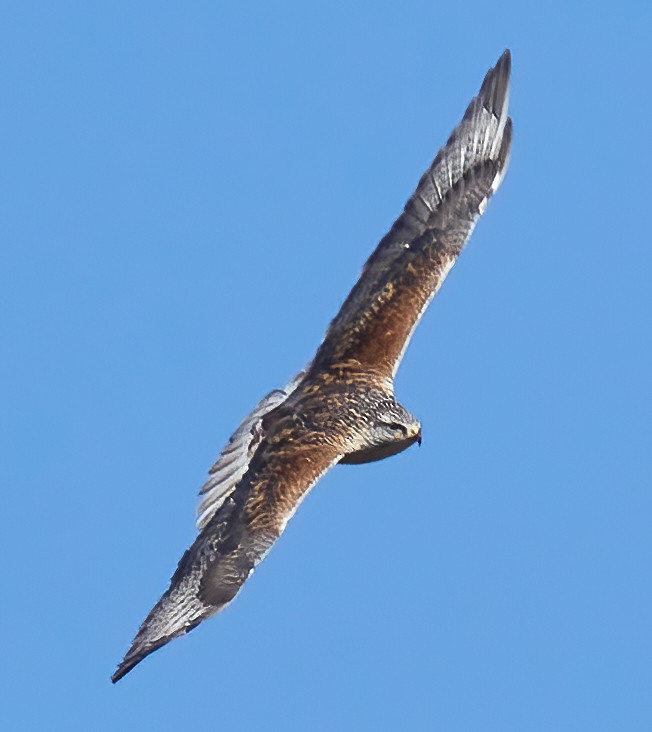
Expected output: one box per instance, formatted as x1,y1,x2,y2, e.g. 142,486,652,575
113,50,512,682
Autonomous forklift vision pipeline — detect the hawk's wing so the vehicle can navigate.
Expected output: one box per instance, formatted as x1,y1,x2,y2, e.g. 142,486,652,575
112,415,341,682
196,369,306,529
311,50,512,382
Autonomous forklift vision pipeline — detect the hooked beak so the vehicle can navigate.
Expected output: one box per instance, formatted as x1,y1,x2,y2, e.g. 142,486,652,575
416,429,422,447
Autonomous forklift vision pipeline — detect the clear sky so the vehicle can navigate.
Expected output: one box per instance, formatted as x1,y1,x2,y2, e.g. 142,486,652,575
2,2,650,730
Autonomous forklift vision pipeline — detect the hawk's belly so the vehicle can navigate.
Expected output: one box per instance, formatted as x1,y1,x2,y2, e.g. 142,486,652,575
339,434,419,465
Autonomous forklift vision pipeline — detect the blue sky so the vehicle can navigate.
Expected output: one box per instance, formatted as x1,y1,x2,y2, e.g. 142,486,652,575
2,2,650,730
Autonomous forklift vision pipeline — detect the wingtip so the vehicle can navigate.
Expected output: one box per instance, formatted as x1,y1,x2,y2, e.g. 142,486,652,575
111,659,134,684
111,658,136,684
478,49,512,119
493,49,512,83
111,644,155,683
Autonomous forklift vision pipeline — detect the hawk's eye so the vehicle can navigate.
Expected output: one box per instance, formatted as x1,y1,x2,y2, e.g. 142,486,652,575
388,422,408,435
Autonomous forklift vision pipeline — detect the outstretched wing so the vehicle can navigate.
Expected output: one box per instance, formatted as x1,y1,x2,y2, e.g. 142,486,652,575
310,50,512,381
196,369,306,529
112,416,341,682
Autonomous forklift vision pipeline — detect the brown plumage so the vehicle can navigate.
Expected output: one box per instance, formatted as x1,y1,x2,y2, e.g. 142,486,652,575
112,50,512,683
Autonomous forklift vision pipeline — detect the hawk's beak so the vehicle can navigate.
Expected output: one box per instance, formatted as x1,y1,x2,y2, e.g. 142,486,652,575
416,429,422,447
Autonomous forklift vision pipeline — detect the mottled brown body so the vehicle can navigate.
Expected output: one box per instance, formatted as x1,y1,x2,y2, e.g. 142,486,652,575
243,376,401,533
112,51,512,683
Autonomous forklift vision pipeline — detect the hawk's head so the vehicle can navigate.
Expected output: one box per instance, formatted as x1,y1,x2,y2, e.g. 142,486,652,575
340,397,421,465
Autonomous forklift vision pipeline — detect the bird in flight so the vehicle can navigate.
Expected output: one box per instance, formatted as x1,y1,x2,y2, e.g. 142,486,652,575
112,50,512,682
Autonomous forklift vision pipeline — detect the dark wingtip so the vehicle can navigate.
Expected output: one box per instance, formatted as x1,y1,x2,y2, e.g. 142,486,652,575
111,606,206,683
111,625,179,683
111,647,152,684
478,49,512,119
493,49,512,83
500,117,513,166
111,660,134,684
